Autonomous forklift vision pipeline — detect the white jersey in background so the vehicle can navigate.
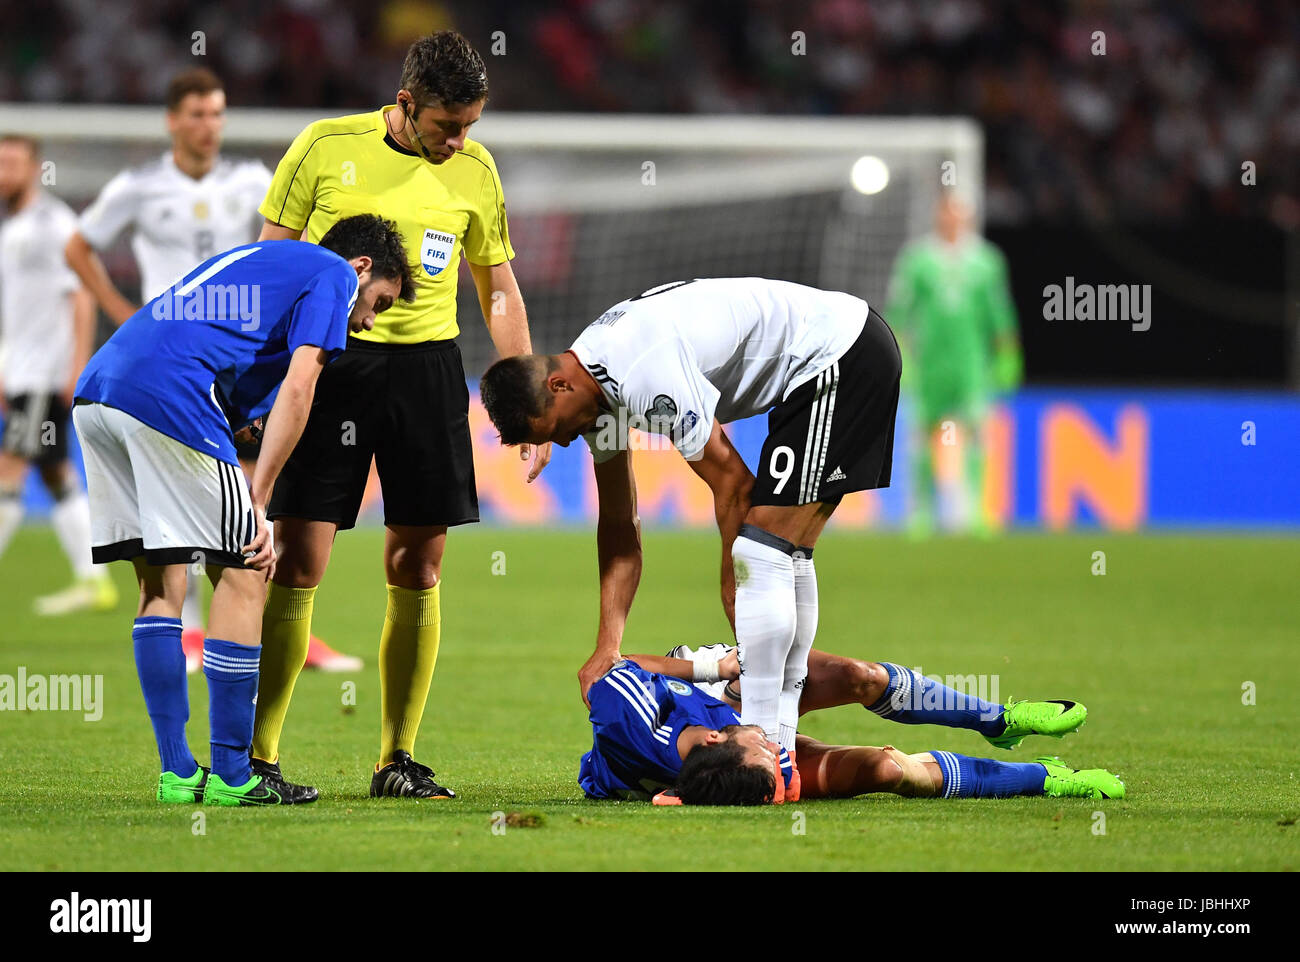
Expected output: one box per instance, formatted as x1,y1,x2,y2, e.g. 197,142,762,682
77,152,271,300
572,277,868,462
0,191,81,394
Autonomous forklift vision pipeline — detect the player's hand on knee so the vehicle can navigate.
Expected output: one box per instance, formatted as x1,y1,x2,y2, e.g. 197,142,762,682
243,505,277,580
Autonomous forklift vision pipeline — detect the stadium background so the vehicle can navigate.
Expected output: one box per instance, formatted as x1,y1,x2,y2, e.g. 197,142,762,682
3,0,1297,530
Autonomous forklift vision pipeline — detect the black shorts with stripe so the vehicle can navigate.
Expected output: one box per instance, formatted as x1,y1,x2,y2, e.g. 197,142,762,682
750,307,901,507
268,336,478,530
2,392,70,466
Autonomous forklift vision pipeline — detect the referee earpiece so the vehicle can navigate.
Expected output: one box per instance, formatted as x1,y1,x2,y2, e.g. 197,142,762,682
401,98,434,161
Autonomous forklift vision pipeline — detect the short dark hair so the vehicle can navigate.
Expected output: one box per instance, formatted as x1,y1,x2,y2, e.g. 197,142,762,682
400,32,489,111
319,215,416,302
166,67,223,111
480,355,554,444
0,133,40,159
677,737,776,806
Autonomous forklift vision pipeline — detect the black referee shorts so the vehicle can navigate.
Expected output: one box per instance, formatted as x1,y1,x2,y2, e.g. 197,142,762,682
750,307,901,508
268,337,478,530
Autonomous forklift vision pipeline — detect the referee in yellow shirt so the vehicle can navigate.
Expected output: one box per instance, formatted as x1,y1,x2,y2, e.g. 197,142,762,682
250,32,550,800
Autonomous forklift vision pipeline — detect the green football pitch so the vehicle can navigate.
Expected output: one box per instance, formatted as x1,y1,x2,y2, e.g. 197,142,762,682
1,525,1296,871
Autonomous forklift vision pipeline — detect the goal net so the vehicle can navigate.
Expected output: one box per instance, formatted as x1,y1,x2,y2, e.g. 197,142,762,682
0,104,982,378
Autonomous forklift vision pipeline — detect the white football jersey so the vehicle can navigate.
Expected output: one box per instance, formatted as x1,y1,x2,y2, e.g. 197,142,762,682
573,278,868,462
0,191,81,394
78,152,271,300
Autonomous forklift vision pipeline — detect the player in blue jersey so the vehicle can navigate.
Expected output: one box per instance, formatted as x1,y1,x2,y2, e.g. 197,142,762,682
72,215,413,806
581,657,788,804
581,646,1125,805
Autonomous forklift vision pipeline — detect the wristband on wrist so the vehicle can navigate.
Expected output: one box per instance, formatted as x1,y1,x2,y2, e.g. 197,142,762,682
692,657,721,684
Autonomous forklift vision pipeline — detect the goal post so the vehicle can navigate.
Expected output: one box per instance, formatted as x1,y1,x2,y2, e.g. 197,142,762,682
0,104,983,376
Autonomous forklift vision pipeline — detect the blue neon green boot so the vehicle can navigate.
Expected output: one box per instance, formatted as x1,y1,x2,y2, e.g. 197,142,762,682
1037,756,1126,799
202,772,285,806
156,766,208,804
986,698,1087,750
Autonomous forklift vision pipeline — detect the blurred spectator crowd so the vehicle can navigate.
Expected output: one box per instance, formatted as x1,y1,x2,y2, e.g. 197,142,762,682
1,0,1296,226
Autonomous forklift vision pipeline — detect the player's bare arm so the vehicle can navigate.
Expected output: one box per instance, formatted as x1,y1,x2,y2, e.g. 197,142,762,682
620,647,742,686
244,344,330,576
63,231,136,325
258,220,304,242
65,286,95,406
684,420,755,632
617,654,699,679
468,258,552,481
581,447,642,704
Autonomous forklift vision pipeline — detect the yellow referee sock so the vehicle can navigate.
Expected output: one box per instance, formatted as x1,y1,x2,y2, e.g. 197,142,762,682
251,583,316,762
378,583,441,767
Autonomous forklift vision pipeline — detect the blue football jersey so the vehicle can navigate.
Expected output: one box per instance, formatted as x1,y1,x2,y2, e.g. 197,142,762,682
579,659,744,800
76,240,356,465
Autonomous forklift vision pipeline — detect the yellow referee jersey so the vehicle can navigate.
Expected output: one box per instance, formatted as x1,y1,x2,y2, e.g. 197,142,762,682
259,106,514,344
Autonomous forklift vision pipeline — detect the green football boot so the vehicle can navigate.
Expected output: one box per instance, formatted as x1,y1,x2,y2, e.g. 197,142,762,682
202,772,285,806
1037,756,1126,799
985,697,1087,750
156,766,208,804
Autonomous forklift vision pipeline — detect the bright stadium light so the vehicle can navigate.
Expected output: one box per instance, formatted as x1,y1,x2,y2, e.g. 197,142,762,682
850,154,890,194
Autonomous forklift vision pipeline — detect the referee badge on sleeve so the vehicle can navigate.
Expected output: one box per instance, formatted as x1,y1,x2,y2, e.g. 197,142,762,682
421,228,456,277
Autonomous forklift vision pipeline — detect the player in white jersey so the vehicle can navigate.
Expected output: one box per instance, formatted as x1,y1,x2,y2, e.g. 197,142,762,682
480,277,904,782
65,68,270,318
64,68,358,673
0,135,116,614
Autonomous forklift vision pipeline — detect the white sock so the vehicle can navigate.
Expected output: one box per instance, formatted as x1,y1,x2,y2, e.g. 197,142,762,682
182,572,204,631
0,491,23,561
734,529,797,743
50,491,98,581
779,549,818,754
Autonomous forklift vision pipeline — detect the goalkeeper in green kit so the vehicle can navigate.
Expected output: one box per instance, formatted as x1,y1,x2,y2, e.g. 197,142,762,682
886,193,1022,536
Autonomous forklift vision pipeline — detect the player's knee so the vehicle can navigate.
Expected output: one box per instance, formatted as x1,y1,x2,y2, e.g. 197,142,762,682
272,543,328,588
272,564,323,589
852,661,888,705
271,520,334,587
384,553,440,590
135,565,186,615
217,566,267,606
383,537,442,589
868,753,905,792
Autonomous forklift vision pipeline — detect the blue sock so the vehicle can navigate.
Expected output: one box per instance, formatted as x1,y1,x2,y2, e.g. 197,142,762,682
132,617,197,777
867,663,1006,737
930,751,1046,798
203,638,261,787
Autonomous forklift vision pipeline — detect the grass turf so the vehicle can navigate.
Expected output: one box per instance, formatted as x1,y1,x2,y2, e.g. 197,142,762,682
0,526,1296,871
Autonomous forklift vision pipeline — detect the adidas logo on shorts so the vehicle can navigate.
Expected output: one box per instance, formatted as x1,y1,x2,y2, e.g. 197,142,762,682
825,465,847,483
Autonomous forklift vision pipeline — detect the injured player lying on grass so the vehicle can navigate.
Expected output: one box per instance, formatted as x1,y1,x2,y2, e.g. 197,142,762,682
580,645,1125,806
